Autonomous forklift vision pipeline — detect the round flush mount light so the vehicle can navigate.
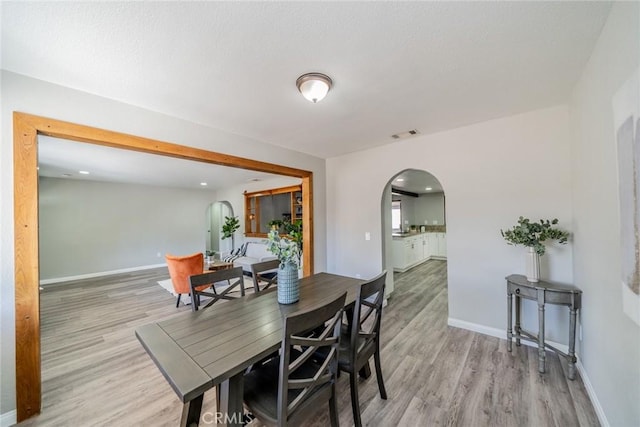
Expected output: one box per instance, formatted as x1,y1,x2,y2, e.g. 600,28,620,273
296,73,332,103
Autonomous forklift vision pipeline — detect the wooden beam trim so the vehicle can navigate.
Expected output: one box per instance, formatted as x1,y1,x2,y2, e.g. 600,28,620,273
302,176,314,275
12,112,315,421
13,112,41,421
16,112,312,178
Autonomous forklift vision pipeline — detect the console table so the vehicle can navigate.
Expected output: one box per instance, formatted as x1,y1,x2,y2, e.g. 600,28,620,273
506,274,582,380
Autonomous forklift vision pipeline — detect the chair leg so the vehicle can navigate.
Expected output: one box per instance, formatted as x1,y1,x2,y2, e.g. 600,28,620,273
329,382,339,427
176,294,181,308
373,350,387,400
349,372,362,427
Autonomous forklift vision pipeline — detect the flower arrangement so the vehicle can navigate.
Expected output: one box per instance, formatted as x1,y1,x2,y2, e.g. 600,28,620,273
266,229,301,268
501,216,570,255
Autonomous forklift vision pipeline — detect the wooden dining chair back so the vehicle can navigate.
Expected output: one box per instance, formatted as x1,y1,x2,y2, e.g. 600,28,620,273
250,259,280,292
243,291,347,427
165,252,204,307
344,270,388,427
188,266,246,312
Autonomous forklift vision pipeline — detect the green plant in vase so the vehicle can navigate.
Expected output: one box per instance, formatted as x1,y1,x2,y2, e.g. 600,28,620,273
501,216,570,282
221,215,240,251
268,219,284,231
266,230,300,268
267,229,301,304
501,217,569,255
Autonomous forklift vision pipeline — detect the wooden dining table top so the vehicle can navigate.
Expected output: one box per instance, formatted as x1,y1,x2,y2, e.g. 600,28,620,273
135,272,365,404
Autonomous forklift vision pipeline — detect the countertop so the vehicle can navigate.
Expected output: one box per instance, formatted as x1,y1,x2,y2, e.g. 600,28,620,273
392,230,446,238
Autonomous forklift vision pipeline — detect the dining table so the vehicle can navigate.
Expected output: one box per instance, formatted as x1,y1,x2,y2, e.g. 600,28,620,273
135,272,365,427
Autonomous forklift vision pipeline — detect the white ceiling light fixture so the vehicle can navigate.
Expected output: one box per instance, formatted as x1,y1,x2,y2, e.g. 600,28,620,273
425,187,432,191
79,170,90,175
296,73,332,103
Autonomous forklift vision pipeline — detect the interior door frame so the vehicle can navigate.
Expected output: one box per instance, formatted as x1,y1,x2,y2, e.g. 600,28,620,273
13,112,314,421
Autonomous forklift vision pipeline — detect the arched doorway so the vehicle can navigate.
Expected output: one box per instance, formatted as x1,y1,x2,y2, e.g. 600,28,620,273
206,201,234,257
381,169,447,298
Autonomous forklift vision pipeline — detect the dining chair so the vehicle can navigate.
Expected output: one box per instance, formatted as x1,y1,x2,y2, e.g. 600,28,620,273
243,291,347,427
188,266,246,312
165,252,206,308
340,271,388,427
250,259,280,292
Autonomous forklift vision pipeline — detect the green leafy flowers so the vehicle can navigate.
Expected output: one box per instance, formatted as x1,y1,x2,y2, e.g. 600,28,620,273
267,229,301,268
501,217,569,255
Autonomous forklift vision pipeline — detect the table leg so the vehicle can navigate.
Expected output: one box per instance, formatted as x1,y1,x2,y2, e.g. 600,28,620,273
537,291,546,374
180,394,204,427
515,294,521,347
507,292,513,352
568,308,578,380
218,373,245,427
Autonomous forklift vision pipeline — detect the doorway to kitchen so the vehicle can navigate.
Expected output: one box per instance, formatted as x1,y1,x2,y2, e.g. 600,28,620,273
381,168,448,301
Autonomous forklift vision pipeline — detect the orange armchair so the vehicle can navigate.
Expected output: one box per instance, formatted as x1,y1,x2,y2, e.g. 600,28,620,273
166,252,205,307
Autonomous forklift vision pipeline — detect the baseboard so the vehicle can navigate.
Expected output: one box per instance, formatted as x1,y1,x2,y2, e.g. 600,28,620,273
576,360,609,427
0,409,16,427
447,317,608,426
447,317,570,353
40,263,167,285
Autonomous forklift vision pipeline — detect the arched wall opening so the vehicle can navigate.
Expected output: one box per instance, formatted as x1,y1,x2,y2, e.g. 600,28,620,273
206,200,234,256
380,168,448,302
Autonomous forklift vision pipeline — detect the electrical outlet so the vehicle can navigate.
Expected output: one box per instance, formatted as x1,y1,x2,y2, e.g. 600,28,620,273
365,232,371,241
157,252,161,258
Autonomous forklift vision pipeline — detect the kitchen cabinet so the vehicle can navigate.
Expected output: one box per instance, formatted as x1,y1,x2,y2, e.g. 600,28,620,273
427,232,447,259
393,232,446,272
392,233,432,272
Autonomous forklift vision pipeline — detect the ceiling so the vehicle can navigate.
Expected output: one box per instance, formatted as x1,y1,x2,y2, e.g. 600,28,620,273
2,1,612,160
391,170,443,195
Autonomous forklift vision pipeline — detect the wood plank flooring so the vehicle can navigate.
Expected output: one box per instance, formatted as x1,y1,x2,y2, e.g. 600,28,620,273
17,261,599,426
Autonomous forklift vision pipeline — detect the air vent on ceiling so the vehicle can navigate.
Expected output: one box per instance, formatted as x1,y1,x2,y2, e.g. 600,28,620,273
391,129,420,139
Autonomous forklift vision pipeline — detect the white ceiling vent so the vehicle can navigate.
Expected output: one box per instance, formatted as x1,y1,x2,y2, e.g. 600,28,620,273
391,129,420,139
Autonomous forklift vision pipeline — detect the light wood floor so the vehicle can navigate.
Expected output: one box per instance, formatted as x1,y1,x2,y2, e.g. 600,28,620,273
18,260,599,426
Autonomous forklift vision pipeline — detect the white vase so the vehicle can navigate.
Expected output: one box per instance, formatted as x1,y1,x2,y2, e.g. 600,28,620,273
277,262,300,304
526,247,540,282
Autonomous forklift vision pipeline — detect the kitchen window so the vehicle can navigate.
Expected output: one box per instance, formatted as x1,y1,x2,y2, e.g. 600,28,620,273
391,200,402,231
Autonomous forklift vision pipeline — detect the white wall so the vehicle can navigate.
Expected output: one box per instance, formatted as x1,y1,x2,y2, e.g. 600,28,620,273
392,194,416,230
569,2,639,425
393,192,445,228
327,104,574,337
38,177,218,281
0,71,326,416
414,193,445,226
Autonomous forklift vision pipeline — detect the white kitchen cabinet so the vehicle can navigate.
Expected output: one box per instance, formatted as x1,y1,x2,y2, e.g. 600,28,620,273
392,234,432,272
437,233,447,257
427,232,447,259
